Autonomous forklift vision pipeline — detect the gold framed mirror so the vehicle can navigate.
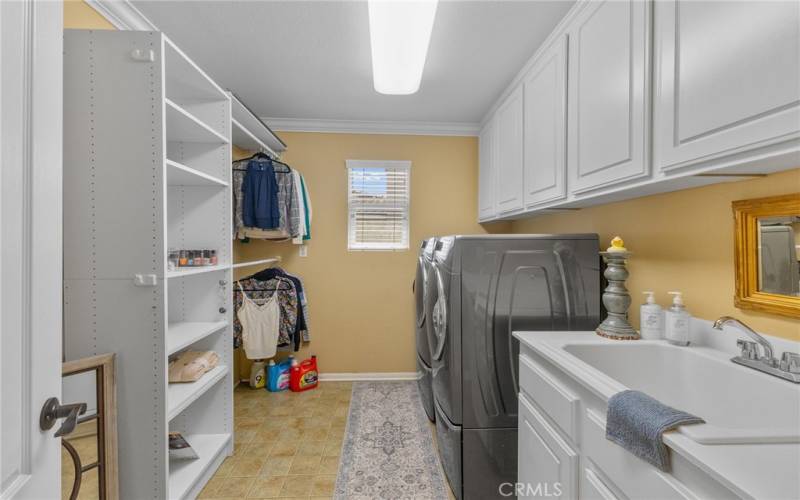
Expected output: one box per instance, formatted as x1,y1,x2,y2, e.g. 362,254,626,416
733,193,800,318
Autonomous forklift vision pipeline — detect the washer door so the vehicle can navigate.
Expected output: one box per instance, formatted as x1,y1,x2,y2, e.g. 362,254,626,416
415,255,428,328
431,264,448,361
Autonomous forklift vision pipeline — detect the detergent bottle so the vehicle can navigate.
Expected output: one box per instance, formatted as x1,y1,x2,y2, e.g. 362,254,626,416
267,356,293,392
290,355,319,392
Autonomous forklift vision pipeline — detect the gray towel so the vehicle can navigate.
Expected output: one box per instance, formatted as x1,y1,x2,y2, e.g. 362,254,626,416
606,390,704,472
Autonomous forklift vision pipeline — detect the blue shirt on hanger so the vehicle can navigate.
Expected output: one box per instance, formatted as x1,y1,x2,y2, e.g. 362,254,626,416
242,159,280,229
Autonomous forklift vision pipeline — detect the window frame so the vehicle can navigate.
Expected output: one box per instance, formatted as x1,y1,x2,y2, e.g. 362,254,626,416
346,159,412,252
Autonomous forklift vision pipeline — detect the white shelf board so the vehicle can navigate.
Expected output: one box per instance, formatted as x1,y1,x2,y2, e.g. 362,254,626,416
165,99,229,144
167,264,229,279
232,118,275,155
167,321,228,356
167,365,229,421
229,92,286,154
164,37,228,104
168,433,231,500
231,257,281,269
166,160,228,187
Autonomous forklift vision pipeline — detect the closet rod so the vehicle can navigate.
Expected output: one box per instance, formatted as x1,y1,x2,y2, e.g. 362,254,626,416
232,257,282,269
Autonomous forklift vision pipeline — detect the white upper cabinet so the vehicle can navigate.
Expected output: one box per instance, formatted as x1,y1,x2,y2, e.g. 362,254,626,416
523,35,568,208
653,0,800,173
567,0,651,195
495,86,525,213
478,118,497,221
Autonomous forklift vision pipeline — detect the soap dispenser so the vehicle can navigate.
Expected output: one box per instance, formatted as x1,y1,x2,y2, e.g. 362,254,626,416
640,291,664,340
665,291,690,346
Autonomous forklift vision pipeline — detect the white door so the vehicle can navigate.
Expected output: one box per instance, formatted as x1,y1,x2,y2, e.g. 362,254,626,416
653,0,800,173
567,0,650,195
523,35,568,208
495,86,524,214
478,118,496,221
1,1,64,498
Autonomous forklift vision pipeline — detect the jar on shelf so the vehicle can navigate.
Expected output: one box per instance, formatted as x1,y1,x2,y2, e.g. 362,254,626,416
167,250,179,271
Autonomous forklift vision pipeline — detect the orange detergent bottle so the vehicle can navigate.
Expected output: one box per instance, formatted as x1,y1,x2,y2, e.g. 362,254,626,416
290,355,319,392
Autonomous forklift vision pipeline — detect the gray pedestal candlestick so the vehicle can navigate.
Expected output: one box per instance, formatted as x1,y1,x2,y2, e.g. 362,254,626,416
597,251,640,340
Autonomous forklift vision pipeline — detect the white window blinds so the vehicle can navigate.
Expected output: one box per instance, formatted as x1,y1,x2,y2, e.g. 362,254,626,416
346,160,411,251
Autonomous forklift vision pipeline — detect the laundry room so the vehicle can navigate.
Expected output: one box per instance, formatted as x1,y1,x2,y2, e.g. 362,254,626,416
2,0,799,499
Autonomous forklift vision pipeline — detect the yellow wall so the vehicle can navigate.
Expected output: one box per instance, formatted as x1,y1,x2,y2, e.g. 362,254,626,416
64,0,115,30
511,169,800,342
234,133,509,377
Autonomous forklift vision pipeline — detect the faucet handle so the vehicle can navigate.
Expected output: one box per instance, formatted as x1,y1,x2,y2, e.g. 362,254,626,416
736,339,760,360
780,352,800,373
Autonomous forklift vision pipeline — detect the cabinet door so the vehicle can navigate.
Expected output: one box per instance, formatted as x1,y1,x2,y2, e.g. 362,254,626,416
495,86,525,214
523,35,568,208
518,393,578,499
654,0,800,172
478,119,496,221
567,0,650,194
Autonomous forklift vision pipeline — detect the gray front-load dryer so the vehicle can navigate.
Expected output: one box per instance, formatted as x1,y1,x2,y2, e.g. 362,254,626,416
414,238,436,422
428,235,601,500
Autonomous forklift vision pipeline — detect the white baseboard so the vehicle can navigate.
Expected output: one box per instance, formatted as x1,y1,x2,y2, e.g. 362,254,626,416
320,372,420,382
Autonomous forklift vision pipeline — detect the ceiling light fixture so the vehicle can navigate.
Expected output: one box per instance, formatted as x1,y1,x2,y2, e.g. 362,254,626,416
368,0,439,95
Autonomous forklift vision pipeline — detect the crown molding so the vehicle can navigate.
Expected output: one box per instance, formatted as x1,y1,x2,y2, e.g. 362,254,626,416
85,0,157,31
263,117,480,137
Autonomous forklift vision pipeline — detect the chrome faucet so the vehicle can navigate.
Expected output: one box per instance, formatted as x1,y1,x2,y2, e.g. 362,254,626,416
712,316,800,383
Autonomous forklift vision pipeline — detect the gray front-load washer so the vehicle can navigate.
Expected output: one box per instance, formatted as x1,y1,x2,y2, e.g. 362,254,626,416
414,238,436,422
428,235,601,499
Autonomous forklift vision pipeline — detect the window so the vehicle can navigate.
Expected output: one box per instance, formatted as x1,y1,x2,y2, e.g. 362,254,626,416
347,160,411,251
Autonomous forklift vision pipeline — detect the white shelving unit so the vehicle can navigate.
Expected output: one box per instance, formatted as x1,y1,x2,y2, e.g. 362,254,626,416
63,30,233,499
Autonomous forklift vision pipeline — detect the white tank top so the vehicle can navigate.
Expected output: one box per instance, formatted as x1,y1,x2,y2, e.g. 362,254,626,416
237,280,281,360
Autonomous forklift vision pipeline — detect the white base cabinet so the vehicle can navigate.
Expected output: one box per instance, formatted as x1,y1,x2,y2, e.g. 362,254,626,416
477,0,800,223
517,347,740,499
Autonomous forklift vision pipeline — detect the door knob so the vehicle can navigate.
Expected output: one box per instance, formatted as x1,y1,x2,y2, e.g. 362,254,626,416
40,397,87,438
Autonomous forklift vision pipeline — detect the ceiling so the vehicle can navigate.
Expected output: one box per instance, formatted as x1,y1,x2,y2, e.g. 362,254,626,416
133,0,574,130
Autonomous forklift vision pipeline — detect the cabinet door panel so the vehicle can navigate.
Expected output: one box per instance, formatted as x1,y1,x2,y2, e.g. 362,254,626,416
518,393,578,499
478,120,496,220
568,0,650,194
523,36,567,208
495,87,524,213
655,0,800,172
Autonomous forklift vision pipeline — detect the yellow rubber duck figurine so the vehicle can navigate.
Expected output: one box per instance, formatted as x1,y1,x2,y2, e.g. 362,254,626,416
606,236,627,253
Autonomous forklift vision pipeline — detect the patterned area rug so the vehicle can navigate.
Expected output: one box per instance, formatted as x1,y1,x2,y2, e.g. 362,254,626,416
334,381,448,500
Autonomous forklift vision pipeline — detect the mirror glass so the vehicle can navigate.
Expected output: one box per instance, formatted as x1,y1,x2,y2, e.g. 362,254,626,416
757,215,800,297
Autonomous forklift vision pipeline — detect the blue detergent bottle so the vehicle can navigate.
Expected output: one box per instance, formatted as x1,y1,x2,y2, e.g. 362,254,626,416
267,356,293,392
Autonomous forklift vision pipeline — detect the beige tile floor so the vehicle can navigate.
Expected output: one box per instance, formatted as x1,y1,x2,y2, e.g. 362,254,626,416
199,381,352,499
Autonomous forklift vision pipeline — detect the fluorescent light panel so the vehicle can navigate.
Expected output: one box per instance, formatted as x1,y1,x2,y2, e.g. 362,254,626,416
368,0,438,95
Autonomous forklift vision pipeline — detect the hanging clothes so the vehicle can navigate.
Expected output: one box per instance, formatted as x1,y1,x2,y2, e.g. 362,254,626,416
233,156,303,239
236,282,281,359
251,267,309,342
242,159,280,229
234,276,300,351
300,173,312,241
291,171,312,244
233,160,289,240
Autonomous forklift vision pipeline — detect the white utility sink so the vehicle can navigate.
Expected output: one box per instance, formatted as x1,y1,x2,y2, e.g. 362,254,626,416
562,341,800,444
